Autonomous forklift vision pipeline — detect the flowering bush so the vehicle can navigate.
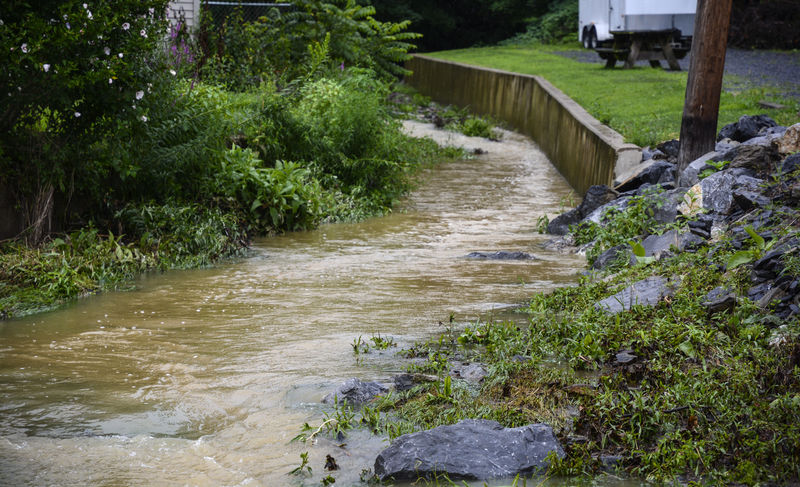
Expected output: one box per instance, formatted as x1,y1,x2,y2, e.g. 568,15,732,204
0,0,169,241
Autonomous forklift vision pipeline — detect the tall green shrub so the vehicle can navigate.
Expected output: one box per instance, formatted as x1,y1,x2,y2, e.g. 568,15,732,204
0,0,170,242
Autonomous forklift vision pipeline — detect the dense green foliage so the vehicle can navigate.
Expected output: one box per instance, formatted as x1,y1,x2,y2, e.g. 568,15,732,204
0,1,449,318
196,0,420,88
428,44,799,147
501,0,578,45
366,0,558,52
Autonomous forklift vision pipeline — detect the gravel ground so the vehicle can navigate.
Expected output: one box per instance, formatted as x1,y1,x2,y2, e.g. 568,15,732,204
554,47,800,100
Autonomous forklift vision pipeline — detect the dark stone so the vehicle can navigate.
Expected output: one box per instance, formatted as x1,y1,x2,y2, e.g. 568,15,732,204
592,244,636,270
595,276,673,314
546,208,581,236
583,196,632,225
656,139,680,160
579,185,620,216
374,419,564,481
615,161,676,193
715,139,739,153
393,374,416,392
782,154,800,174
679,151,718,187
641,230,705,259
614,350,637,364
547,185,618,235
641,147,665,161
717,114,778,143
464,251,535,260
703,287,737,314
323,378,388,406
729,144,781,174
748,283,773,301
733,189,771,211
699,171,737,217
598,455,624,472
451,363,487,383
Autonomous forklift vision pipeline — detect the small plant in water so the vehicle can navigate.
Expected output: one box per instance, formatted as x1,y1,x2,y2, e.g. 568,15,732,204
290,451,312,476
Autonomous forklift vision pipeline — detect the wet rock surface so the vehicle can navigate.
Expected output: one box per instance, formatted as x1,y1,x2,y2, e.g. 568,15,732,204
545,113,800,320
595,276,674,314
464,251,535,260
323,378,388,406
374,419,564,481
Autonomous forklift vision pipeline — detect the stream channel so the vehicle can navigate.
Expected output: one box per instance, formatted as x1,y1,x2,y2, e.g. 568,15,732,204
1,122,591,486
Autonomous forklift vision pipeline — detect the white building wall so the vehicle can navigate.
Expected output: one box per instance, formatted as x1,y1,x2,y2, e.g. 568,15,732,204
167,0,200,29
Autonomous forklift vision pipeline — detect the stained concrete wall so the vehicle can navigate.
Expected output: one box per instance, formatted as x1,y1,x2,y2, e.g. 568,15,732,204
405,55,641,195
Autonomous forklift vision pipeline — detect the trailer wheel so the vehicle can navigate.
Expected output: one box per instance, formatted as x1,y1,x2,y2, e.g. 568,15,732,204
582,27,590,48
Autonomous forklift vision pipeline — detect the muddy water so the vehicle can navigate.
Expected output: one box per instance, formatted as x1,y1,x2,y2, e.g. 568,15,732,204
0,122,588,486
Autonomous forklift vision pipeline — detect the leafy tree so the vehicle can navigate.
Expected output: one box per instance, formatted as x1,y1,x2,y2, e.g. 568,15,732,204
0,0,169,243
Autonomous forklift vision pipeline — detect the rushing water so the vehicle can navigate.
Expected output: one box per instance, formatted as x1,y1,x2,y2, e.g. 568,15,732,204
0,122,588,486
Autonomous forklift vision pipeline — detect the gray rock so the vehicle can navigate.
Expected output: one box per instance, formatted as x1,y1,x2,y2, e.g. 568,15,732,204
615,160,676,192
717,114,778,143
679,151,718,187
595,276,673,314
730,144,780,174
781,153,800,174
592,244,636,270
641,230,704,260
546,208,581,235
614,350,638,364
583,196,631,225
703,286,737,314
374,419,564,481
656,139,680,160
733,189,770,211
451,363,487,383
715,138,740,153
323,378,388,406
547,185,618,235
465,251,535,260
699,171,737,217
598,455,624,472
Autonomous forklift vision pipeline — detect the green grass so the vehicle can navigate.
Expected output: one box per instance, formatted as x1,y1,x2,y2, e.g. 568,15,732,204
425,43,799,147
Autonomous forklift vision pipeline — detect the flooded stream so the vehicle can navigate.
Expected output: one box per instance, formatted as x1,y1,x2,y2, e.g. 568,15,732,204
0,122,588,486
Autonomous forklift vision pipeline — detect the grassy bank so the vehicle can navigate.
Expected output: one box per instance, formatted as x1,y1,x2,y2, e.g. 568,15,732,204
424,44,799,147
316,172,800,484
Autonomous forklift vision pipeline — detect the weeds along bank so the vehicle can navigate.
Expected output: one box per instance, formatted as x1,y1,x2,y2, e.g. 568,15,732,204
305,118,800,485
0,1,455,318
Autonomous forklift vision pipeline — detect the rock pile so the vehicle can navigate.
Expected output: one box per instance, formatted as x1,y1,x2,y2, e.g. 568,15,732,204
547,116,800,318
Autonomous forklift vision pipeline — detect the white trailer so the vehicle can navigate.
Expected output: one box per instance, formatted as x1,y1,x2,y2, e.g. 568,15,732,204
579,0,696,69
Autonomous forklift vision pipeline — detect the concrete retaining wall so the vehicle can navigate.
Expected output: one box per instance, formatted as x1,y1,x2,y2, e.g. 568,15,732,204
405,55,641,195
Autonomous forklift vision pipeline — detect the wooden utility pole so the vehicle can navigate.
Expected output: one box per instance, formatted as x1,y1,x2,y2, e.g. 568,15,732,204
676,0,733,174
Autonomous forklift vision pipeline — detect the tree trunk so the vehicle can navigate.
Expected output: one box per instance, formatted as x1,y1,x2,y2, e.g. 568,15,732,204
676,0,733,176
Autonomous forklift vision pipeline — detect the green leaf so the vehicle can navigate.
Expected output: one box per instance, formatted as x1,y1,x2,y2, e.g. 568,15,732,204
631,241,646,257
744,226,764,249
678,340,696,359
727,250,755,269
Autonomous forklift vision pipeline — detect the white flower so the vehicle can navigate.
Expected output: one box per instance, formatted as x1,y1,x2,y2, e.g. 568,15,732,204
87,11,92,20
169,69,177,76
74,112,81,117
66,22,71,29
122,22,130,31
118,52,123,58
139,29,147,38
104,46,110,55
108,78,113,84
83,3,88,9
43,64,50,72
140,115,148,122
135,90,144,100
21,43,28,53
